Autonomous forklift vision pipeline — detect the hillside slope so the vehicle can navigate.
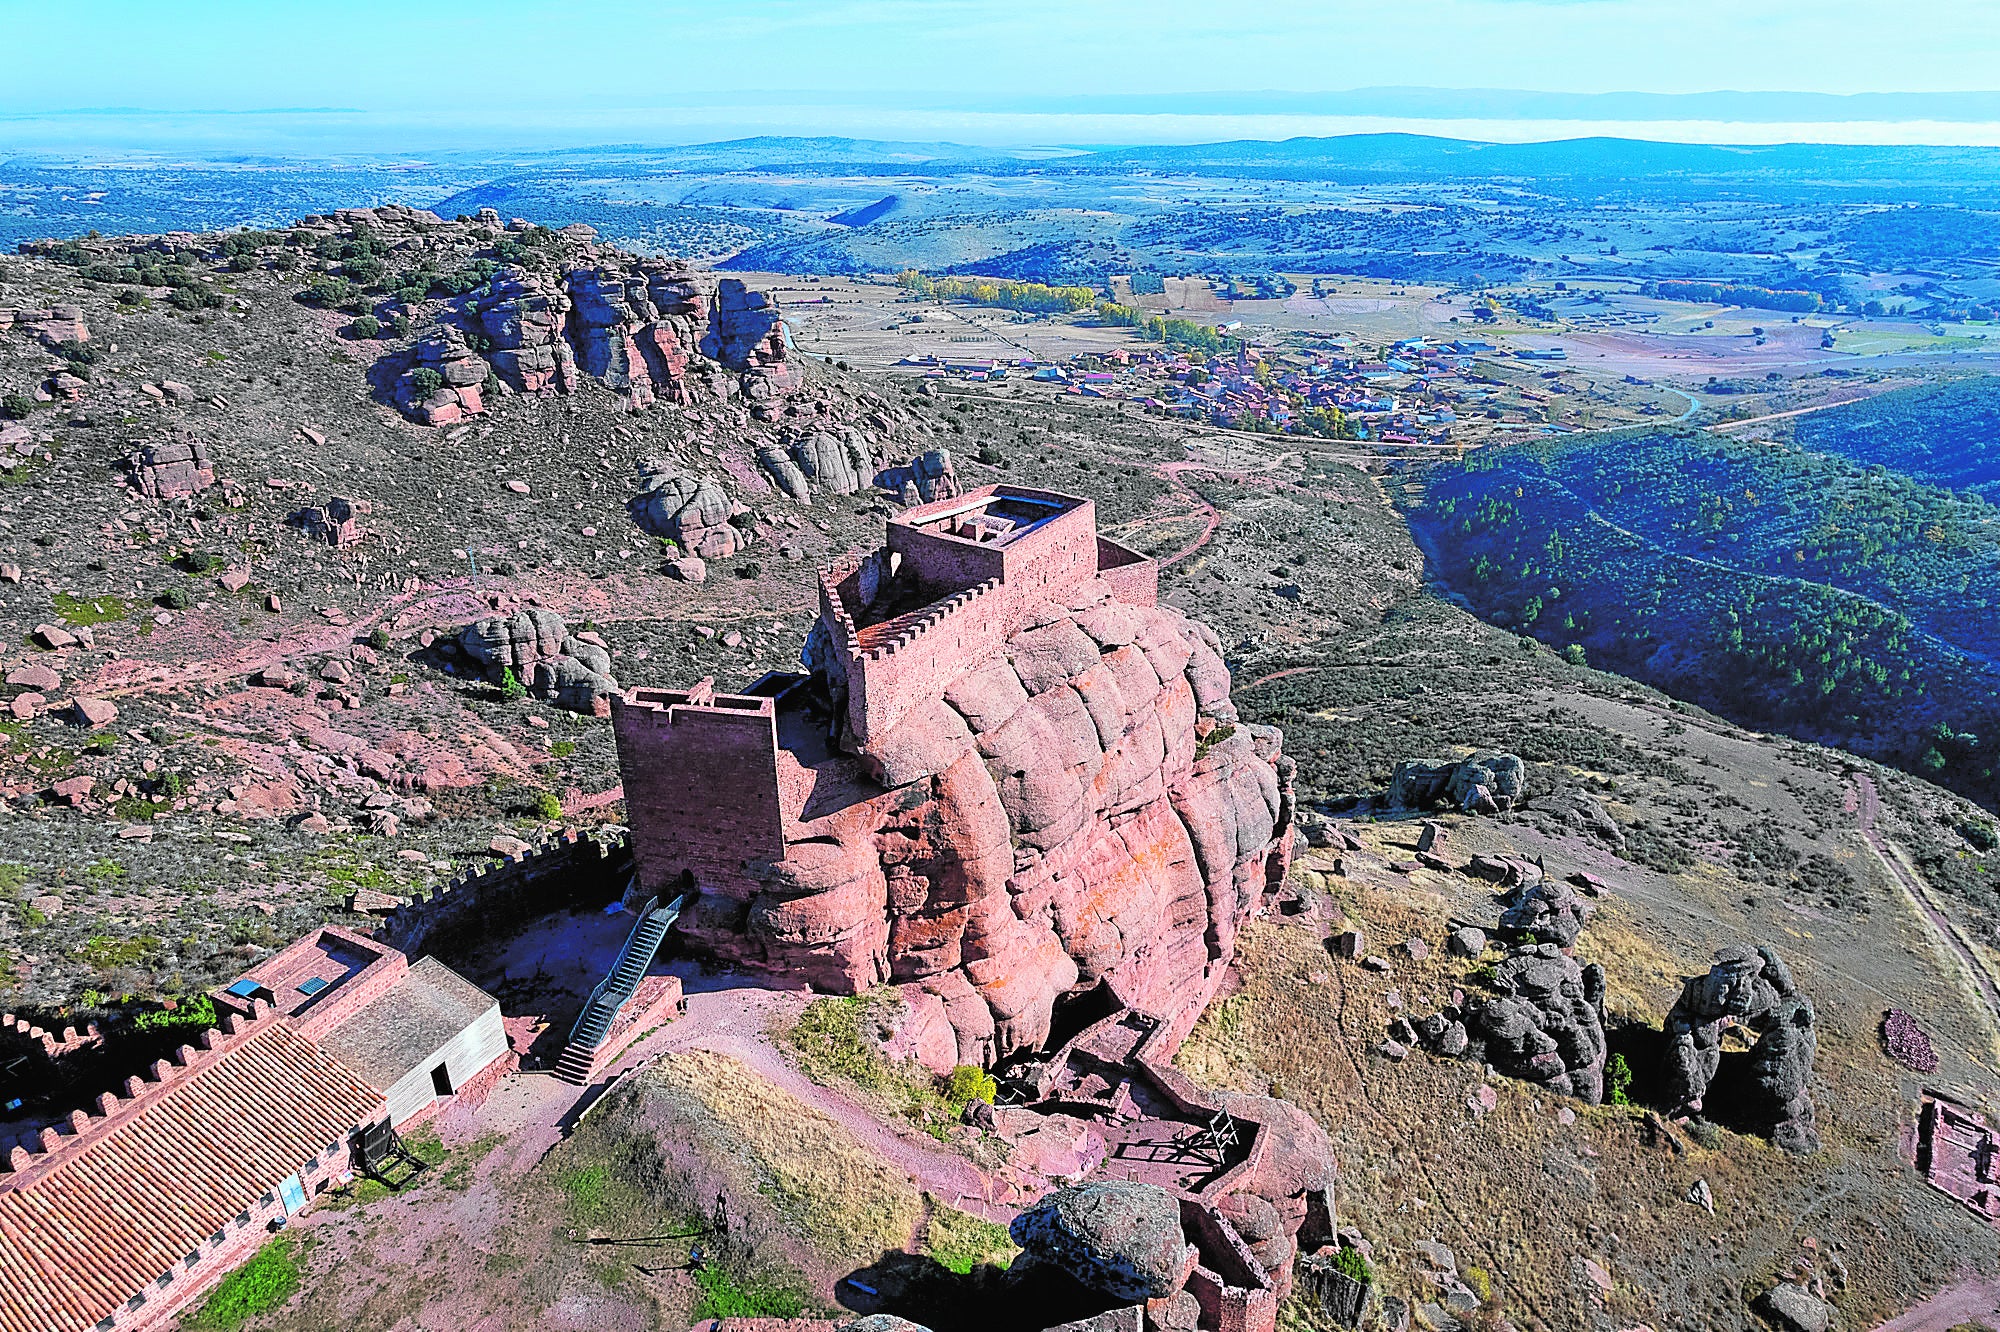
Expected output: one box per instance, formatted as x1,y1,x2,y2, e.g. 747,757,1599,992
1403,412,2000,810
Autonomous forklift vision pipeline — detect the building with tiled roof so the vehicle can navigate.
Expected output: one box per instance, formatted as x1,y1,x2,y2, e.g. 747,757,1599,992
0,927,511,1332
0,1018,383,1332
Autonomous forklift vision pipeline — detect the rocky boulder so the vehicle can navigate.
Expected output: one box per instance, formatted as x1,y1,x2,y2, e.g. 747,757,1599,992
1660,944,1818,1151
1417,942,1608,1101
1009,1180,1194,1303
1529,787,1626,851
1497,876,1593,948
457,608,618,715
790,430,874,496
295,496,365,547
877,448,962,506
628,463,751,560
1388,752,1525,814
124,437,216,500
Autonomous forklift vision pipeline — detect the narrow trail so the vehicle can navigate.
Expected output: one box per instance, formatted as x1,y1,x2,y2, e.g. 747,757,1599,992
1851,774,2000,1028
655,982,1016,1224
1868,1276,2000,1331
1153,461,1223,567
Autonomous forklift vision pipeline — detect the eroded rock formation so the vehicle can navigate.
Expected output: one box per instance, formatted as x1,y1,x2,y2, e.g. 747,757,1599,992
877,448,963,506
395,264,800,424
1460,944,1609,1101
1388,752,1525,813
1662,944,1819,1152
627,461,753,559
615,486,1294,1068
443,608,619,716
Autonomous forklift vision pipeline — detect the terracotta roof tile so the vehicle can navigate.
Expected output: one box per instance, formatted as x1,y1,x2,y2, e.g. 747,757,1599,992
0,1022,385,1332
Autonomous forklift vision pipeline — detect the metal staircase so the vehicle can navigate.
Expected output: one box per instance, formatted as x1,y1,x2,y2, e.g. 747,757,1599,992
554,893,685,1085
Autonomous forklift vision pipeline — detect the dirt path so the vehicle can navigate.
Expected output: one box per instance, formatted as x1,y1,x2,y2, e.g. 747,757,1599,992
1868,1275,2000,1331
405,972,1015,1232
654,978,1016,1222
1153,461,1223,567
1851,775,2000,1028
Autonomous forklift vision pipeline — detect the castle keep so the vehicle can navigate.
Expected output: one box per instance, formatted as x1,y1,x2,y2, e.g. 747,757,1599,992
613,484,1294,1068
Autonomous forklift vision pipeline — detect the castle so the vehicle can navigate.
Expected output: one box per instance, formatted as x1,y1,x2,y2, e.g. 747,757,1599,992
613,483,1295,1068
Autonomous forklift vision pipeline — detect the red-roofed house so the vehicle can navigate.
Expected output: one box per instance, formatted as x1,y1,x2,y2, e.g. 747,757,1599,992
0,927,509,1332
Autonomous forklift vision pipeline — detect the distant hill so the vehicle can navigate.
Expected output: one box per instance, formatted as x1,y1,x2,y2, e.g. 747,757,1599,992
1404,384,2000,807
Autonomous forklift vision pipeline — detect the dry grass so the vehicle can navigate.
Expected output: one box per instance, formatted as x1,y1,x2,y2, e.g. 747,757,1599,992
638,1049,924,1269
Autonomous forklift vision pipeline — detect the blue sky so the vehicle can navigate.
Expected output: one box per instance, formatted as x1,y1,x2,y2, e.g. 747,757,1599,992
5,0,2000,147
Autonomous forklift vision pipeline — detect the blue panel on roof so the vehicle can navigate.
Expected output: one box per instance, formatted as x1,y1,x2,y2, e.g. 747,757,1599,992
298,977,328,996
225,979,261,998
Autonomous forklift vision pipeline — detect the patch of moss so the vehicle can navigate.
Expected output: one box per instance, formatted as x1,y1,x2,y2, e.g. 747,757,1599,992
51,592,132,627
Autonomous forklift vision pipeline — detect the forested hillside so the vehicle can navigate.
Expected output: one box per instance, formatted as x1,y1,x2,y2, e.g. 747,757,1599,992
1402,403,2000,807
1790,375,2000,502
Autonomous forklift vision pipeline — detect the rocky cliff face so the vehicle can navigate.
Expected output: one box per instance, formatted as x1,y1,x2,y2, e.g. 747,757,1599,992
675,572,1293,1067
394,231,803,426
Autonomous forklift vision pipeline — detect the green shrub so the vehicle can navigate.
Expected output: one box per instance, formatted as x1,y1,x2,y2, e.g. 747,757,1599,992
168,283,222,312
158,586,192,610
942,1064,997,1110
188,1237,299,1330
349,314,381,339
736,562,763,580
367,627,392,651
530,790,562,820
1607,1052,1634,1106
409,366,444,398
1962,818,1999,852
302,276,353,307
499,666,528,701
691,1265,807,1320
131,992,217,1034
1332,1244,1373,1285
0,394,33,420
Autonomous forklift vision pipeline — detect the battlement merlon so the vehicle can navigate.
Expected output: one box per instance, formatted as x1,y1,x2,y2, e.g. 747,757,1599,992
818,484,1158,746
610,680,786,901
887,483,1103,616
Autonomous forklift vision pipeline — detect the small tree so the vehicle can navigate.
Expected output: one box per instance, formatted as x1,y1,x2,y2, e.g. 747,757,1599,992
530,790,562,820
0,394,32,421
499,666,528,701
408,367,444,399
350,315,380,339
1607,1052,1634,1106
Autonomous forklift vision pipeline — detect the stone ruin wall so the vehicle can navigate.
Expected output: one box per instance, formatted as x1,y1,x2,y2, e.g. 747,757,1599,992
373,827,633,959
832,566,1012,750
610,685,788,899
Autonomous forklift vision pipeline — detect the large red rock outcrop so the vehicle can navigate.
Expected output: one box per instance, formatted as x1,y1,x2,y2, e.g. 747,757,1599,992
397,261,798,423
663,579,1289,1066
616,486,1291,1068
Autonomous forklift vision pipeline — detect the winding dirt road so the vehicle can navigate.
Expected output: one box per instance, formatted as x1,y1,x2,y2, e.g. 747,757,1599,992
1852,774,2000,1027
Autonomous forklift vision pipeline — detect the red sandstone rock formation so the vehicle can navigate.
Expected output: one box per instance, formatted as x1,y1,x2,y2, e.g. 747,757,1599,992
615,486,1294,1067
396,261,797,424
